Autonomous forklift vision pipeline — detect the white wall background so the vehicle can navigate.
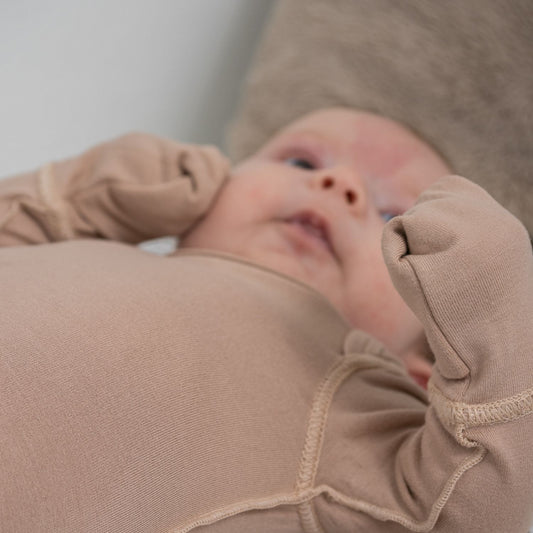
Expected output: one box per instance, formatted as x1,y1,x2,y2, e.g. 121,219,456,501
0,0,273,178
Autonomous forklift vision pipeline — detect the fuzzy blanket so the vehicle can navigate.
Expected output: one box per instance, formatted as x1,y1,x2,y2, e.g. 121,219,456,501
227,0,533,237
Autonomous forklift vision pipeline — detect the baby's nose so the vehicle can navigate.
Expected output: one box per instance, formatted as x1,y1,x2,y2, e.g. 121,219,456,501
313,169,367,214
320,176,357,204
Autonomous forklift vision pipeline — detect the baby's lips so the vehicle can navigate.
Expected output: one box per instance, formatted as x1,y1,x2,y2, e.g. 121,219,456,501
285,211,334,252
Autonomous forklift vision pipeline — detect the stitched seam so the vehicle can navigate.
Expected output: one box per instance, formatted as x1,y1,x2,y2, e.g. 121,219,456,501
37,162,74,240
297,501,324,533
295,357,361,491
429,383,533,431
170,355,486,533
172,355,383,533
169,489,317,533
295,354,385,533
309,446,486,533
291,353,488,532
170,441,484,533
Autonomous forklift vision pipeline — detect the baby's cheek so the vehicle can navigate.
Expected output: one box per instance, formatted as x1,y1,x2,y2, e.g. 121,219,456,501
244,182,265,204
218,179,267,222
245,184,292,219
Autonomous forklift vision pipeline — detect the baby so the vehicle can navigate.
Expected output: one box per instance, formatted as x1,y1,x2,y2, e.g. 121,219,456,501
0,108,532,532
180,108,450,388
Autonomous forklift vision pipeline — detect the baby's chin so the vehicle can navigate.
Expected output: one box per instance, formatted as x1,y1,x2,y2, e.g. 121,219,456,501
240,247,326,288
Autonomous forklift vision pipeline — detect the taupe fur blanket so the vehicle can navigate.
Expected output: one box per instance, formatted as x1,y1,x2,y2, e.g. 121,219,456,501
228,0,533,237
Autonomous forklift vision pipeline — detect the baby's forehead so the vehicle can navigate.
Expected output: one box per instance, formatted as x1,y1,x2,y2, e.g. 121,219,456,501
266,110,398,153
274,107,433,144
258,112,357,155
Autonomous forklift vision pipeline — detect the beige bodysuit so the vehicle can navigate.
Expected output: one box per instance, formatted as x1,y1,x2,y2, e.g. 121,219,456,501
1,134,532,532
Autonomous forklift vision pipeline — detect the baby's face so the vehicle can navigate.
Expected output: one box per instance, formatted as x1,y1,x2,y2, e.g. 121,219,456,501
182,108,450,382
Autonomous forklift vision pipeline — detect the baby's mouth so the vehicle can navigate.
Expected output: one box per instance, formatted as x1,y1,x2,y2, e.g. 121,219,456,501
284,211,335,256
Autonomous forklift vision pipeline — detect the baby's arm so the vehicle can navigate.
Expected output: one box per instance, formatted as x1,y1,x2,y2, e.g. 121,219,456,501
0,133,229,246
380,176,533,531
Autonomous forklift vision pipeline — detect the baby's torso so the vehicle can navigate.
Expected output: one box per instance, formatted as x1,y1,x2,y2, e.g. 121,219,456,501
0,241,427,532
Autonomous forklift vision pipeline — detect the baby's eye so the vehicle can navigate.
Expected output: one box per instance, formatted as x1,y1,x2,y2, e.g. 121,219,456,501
284,157,316,170
381,212,399,223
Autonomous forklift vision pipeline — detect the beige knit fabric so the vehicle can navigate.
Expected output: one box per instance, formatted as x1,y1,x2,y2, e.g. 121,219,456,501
227,0,533,237
0,133,229,245
1,135,532,531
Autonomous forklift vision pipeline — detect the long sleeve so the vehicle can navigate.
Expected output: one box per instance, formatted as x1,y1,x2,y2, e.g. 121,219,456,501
381,175,533,531
0,133,230,246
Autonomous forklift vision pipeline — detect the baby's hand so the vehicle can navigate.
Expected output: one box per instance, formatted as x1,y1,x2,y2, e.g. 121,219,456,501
69,132,230,242
382,175,532,399
0,132,230,245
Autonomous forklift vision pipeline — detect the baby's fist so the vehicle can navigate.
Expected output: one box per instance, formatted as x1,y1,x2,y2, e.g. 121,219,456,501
382,175,532,393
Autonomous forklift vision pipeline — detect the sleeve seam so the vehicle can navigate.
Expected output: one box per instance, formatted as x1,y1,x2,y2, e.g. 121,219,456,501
429,382,533,435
